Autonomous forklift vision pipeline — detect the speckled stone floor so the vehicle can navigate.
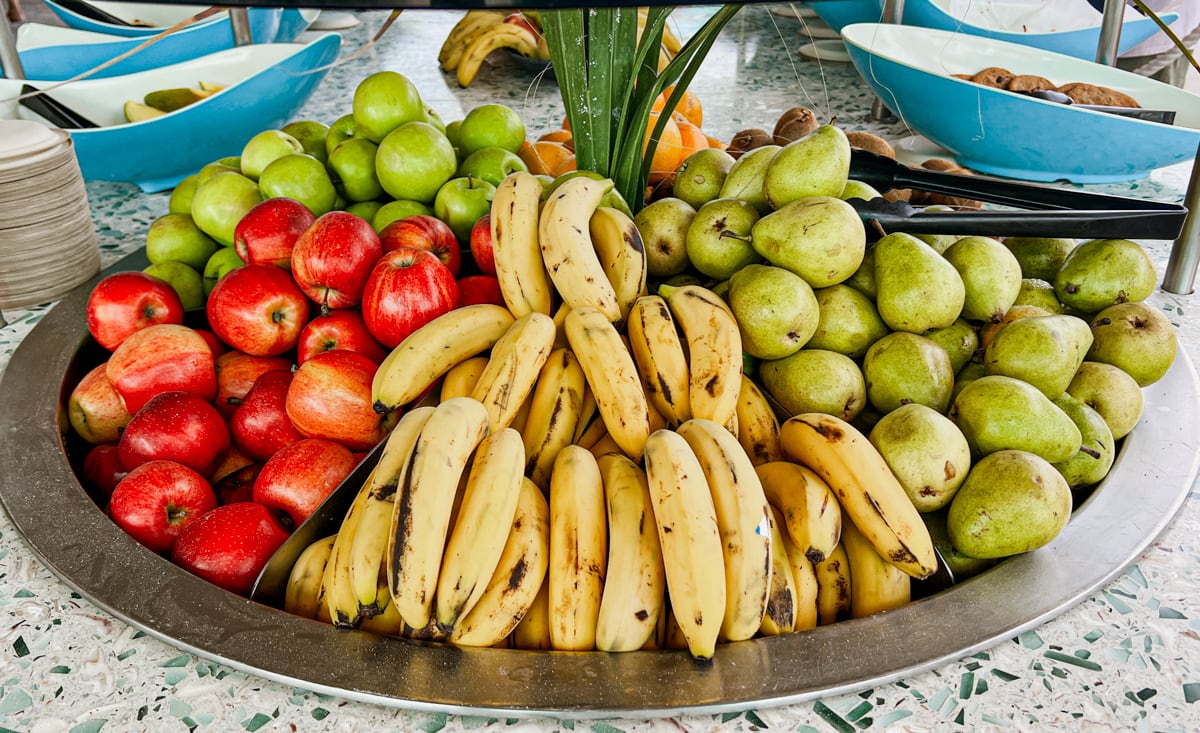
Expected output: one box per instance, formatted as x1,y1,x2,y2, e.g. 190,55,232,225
1,6,1199,731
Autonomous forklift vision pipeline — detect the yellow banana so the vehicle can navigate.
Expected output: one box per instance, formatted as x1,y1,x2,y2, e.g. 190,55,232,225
284,535,336,620
388,397,491,630
736,375,782,466
539,176,622,322
521,348,587,491
509,573,553,650
755,460,842,565
372,305,515,414
438,9,509,69
322,467,374,629
780,413,938,580
594,453,666,652
813,542,852,626
573,388,602,447
547,445,607,651
588,205,648,326
450,478,551,648
358,577,404,636
642,429,726,661
841,518,911,619
456,23,543,87
492,172,553,318
626,294,691,427
564,306,651,461
659,284,742,430
676,418,772,643
780,523,819,631
435,428,526,632
588,431,622,459
440,355,490,402
348,407,436,617
759,507,798,636
468,311,556,431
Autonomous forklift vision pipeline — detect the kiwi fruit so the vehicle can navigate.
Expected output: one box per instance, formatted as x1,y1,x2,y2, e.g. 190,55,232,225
919,160,982,210
772,106,819,145
845,131,895,159
726,128,774,159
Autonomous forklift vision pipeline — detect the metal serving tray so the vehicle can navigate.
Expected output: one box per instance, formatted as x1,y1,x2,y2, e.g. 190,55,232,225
1,250,1197,719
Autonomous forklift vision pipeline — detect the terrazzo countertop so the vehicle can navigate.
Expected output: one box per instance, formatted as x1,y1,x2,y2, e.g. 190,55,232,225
2,6,1200,730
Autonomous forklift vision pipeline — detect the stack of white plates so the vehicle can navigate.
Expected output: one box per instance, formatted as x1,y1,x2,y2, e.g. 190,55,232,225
0,120,100,311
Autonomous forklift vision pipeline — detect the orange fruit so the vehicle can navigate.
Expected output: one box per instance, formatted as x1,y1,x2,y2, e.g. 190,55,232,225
644,113,683,184
705,134,728,151
519,140,576,178
651,85,703,128
676,118,709,159
538,128,575,152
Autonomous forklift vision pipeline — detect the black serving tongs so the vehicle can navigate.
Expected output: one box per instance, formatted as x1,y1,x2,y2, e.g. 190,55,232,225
848,148,1189,241
53,0,136,26
19,84,99,130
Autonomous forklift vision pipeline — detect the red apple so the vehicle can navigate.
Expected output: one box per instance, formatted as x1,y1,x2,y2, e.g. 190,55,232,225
360,247,459,348
68,363,132,445
81,442,129,500
456,274,506,308
108,459,218,555
379,214,462,276
86,271,185,351
234,197,316,269
118,391,231,476
468,213,496,275
105,323,217,413
296,309,388,366
252,437,357,529
213,462,261,505
210,443,256,484
285,350,395,451
504,11,538,35
290,211,382,311
230,369,304,462
207,263,310,357
193,328,227,358
213,350,294,419
170,501,290,596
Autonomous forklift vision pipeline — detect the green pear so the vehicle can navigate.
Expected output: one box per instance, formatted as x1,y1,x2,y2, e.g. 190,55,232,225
983,314,1092,398
1001,236,1075,281
1066,361,1144,440
674,147,735,210
685,197,762,280
1050,393,1115,488
946,449,1073,559
726,264,819,360
914,232,962,256
873,232,965,333
950,375,1082,462
635,197,697,278
762,124,851,209
920,509,996,581
1087,301,1177,387
717,144,779,214
844,246,876,299
951,361,987,401
1053,238,1157,315
1013,278,1067,314
942,236,1023,323
758,349,866,421
869,403,971,512
807,284,890,359
923,318,979,374
749,196,865,288
839,179,882,201
863,331,955,413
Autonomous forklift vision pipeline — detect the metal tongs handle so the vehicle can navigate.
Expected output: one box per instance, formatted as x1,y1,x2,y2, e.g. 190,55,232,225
53,0,136,26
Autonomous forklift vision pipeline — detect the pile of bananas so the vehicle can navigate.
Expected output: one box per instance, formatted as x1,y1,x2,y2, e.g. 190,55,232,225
438,8,682,88
284,171,937,660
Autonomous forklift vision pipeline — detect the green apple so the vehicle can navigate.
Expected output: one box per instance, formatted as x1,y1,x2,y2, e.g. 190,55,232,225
346,200,384,222
281,119,331,165
202,246,245,295
423,104,447,134
352,70,425,143
169,174,199,215
457,103,526,155
240,129,304,180
144,260,205,311
190,171,262,247
445,119,463,153
373,199,434,232
146,212,220,270
434,176,497,242
325,113,357,159
376,121,458,204
328,137,384,202
196,160,240,185
456,145,528,187
258,153,337,216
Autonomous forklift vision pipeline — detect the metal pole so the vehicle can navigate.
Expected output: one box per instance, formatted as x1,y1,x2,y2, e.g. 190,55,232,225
1096,0,1125,66
0,2,25,81
229,7,254,46
1164,141,1200,294
868,0,904,122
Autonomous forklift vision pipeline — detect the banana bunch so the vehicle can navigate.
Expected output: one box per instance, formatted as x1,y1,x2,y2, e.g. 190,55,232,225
438,9,551,88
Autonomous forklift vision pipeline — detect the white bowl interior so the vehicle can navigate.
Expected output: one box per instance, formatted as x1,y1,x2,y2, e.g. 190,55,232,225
17,22,129,49
923,0,1146,34
80,1,216,26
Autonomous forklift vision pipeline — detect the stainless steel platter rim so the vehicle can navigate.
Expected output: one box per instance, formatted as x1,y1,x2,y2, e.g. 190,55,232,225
1,251,1196,720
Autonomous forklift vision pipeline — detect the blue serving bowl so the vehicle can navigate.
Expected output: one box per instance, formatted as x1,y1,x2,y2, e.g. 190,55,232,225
42,1,315,42
0,33,341,192
807,0,882,33
898,0,1174,60
841,22,1200,183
